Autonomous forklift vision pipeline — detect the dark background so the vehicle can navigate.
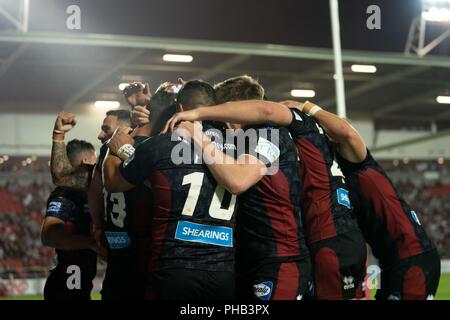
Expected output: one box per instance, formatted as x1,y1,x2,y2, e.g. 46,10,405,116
2,0,446,54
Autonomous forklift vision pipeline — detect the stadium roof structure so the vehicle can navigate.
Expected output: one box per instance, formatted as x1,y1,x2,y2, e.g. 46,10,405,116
0,0,449,134
0,31,449,132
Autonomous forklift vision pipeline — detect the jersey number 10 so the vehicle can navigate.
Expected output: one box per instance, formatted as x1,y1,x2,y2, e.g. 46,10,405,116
182,172,237,221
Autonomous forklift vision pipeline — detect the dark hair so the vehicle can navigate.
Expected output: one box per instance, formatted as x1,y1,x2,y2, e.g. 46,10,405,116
177,80,216,109
66,139,95,166
214,75,264,104
149,90,177,135
106,109,132,126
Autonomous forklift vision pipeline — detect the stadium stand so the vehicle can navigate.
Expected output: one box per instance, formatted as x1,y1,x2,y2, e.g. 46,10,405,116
0,158,449,287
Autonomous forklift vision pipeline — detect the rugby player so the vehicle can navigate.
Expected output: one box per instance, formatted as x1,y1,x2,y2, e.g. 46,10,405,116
103,80,236,300
294,101,441,300
162,76,367,300
42,115,105,300
168,76,312,300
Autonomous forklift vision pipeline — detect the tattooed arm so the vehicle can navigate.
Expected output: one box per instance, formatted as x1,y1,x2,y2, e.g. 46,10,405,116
51,112,89,190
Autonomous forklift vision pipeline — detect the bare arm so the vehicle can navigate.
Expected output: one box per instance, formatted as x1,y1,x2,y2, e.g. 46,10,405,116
87,168,105,228
301,102,367,163
51,112,88,189
103,151,135,193
41,216,96,251
162,100,293,134
51,140,89,189
177,122,266,195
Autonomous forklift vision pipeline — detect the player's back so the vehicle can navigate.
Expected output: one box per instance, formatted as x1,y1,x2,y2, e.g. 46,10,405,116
234,126,308,269
121,129,237,273
287,109,360,244
336,150,435,266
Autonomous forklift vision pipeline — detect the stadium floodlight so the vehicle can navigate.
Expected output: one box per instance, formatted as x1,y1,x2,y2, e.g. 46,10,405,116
163,54,193,63
291,89,316,98
422,0,450,22
422,7,450,22
3,155,8,161
436,95,450,104
0,159,3,164
94,101,120,109
118,83,129,91
351,64,377,73
438,157,445,164
405,1,450,56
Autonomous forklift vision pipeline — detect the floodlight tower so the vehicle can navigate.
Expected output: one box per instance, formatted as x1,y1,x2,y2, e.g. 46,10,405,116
0,0,30,33
405,0,450,57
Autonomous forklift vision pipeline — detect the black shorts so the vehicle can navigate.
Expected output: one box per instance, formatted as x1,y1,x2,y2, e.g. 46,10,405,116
376,249,441,300
237,257,312,300
309,230,367,300
43,268,93,300
101,259,146,300
146,268,235,300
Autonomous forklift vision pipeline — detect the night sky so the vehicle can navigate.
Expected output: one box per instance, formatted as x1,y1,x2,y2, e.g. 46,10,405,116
18,0,438,53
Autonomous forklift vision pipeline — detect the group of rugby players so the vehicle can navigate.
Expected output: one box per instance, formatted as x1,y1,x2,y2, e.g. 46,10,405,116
40,75,441,300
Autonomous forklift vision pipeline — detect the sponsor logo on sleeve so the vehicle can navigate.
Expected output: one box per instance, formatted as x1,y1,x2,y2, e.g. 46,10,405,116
47,201,63,214
337,188,352,209
254,137,280,164
253,281,273,300
105,231,131,249
175,220,233,247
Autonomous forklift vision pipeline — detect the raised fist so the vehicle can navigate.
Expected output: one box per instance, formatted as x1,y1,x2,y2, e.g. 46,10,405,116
54,112,77,133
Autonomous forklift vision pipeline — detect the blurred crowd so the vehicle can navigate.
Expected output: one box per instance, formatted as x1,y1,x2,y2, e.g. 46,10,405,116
0,180,54,278
395,179,450,257
0,161,450,280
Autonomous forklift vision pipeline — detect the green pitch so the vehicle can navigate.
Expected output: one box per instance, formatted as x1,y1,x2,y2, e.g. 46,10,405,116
1,275,450,300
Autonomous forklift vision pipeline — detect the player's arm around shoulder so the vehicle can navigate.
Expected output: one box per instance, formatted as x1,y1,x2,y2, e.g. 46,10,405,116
302,102,367,163
50,112,80,186
175,121,265,195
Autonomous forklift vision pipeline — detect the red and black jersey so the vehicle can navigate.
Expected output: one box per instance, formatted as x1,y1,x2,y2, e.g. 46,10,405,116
119,123,236,273
45,187,97,281
233,126,308,271
97,138,153,274
336,150,436,267
287,109,360,245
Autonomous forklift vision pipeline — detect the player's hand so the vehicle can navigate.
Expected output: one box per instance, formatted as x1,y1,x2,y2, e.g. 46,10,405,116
161,109,201,134
131,106,150,127
279,100,306,112
138,82,151,106
175,121,204,146
124,82,151,108
54,112,77,133
108,127,134,156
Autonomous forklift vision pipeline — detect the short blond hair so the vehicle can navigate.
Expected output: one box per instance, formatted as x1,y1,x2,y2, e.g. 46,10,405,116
214,75,265,104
